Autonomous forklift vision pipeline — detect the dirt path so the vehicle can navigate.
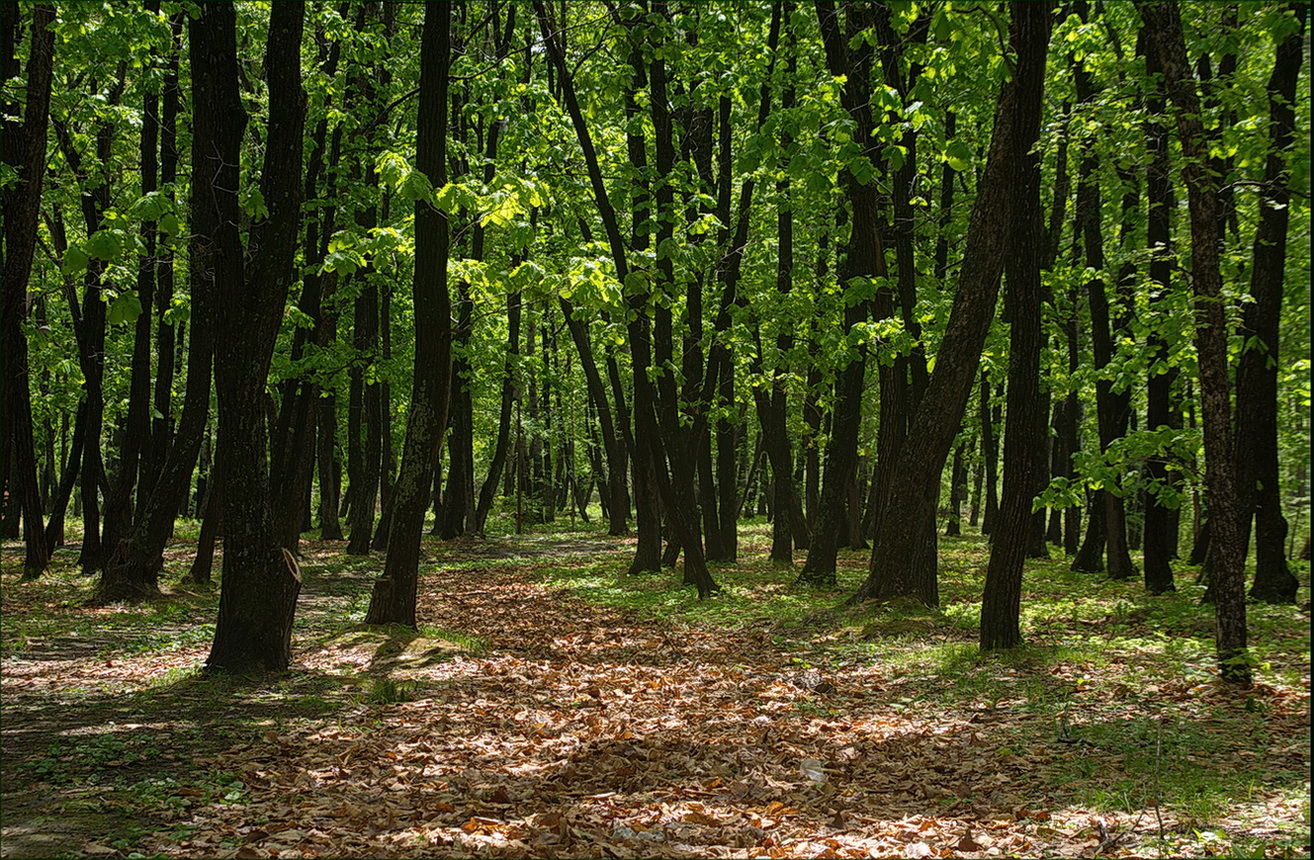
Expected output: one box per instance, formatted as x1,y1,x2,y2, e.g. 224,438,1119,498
152,567,1113,858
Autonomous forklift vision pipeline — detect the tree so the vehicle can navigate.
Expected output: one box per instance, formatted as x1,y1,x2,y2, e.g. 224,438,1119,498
365,1,453,627
1,2,56,577
850,1,1054,607
979,6,1053,647
1236,3,1305,605
1140,0,1250,686
204,1,307,671
798,0,884,586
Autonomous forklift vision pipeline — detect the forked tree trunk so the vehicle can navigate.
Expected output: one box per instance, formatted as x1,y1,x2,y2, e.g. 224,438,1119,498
204,1,306,671
851,0,1052,607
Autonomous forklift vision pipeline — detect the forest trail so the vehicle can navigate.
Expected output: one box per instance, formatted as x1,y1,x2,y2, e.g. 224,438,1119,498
155,561,1089,858
2,535,1307,859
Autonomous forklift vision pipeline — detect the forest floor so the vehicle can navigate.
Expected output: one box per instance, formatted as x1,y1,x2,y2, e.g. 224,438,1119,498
1,520,1310,859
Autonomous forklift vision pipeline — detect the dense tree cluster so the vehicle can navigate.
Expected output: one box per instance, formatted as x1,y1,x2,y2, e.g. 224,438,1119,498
2,2,1308,683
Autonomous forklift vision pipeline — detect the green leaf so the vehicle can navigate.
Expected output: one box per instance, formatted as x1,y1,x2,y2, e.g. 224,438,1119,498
85,230,124,261
107,292,143,326
849,155,876,185
61,246,89,277
158,212,181,238
129,190,173,221
945,139,972,172
932,8,951,42
240,185,269,220
404,170,437,205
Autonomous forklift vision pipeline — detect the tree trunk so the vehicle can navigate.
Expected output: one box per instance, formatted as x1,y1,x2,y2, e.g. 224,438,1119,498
946,442,966,536
979,373,1000,535
1142,1,1250,685
365,1,452,627
475,288,522,534
1237,6,1303,605
0,3,55,576
1071,24,1137,581
799,1,884,586
204,1,306,671
1141,28,1178,595
980,75,1048,649
851,0,1052,607
142,10,184,505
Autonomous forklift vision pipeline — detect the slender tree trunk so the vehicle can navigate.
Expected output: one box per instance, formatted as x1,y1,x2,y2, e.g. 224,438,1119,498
142,11,183,506
980,73,1048,649
475,288,522,534
190,466,222,585
800,1,884,586
366,2,452,626
1142,28,1179,594
0,3,55,576
102,59,160,569
979,373,1000,535
1237,6,1303,605
317,393,343,539
1143,0,1250,685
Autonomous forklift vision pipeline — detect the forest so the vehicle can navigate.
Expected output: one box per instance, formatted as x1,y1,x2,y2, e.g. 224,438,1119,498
1,1,1310,858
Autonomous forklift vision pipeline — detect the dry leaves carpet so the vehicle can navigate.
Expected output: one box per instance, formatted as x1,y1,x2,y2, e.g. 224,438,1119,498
1,530,1309,859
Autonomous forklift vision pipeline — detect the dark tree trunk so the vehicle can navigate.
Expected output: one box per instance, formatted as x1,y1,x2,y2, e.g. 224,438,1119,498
799,1,884,586
142,10,184,505
1237,7,1303,605
346,271,382,555
1142,28,1179,595
366,2,452,627
189,467,222,585
317,393,344,539
54,87,125,575
271,30,343,555
102,55,160,570
1071,23,1137,581
204,1,306,672
1143,1,1250,685
559,295,626,535
0,3,55,576
851,0,1052,606
979,373,1000,535
980,77,1048,650
44,401,86,555
475,288,522,534
96,201,216,601
946,442,966,536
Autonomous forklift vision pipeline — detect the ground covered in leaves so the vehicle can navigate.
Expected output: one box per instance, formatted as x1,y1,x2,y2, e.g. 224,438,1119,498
2,521,1310,859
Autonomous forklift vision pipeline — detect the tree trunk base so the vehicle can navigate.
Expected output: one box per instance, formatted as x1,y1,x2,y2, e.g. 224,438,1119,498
93,542,163,605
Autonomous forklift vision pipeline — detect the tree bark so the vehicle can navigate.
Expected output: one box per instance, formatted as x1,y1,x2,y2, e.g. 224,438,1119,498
0,3,55,576
365,1,453,627
980,70,1048,650
799,0,884,586
204,1,306,671
1141,28,1179,595
1236,6,1303,605
1142,0,1250,686
850,1,1052,607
